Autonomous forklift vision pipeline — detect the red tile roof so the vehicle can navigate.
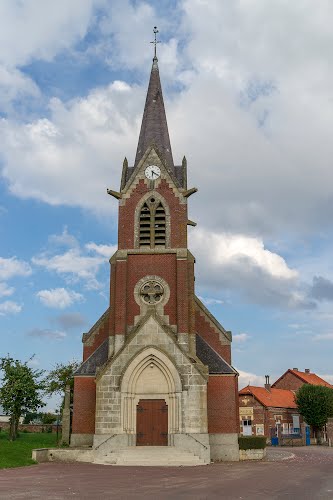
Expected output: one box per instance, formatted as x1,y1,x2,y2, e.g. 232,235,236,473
239,386,297,408
272,369,333,389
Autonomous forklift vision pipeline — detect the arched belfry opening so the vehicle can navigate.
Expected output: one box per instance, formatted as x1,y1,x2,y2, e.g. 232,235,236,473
120,347,182,443
139,197,166,247
136,192,170,248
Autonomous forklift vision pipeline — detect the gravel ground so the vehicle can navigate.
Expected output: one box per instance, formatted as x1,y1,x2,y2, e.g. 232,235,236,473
0,446,332,500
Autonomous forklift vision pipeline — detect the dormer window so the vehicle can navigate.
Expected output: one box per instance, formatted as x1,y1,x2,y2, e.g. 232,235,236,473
139,197,166,248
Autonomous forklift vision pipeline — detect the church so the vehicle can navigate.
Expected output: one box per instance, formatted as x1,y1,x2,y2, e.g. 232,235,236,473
71,32,240,464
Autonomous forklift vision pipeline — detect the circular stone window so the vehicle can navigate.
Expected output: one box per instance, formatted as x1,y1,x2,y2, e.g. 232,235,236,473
140,280,164,305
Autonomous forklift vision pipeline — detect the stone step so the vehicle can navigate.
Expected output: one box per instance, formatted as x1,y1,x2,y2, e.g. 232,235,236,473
94,446,207,466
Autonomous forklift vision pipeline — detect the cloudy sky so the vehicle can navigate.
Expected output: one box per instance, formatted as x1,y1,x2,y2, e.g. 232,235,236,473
1,0,333,407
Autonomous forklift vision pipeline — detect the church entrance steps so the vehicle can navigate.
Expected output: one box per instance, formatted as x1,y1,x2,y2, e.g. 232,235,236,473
93,446,208,466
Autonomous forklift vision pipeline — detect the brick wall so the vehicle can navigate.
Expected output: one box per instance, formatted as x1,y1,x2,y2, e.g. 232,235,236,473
83,314,109,360
0,423,60,433
272,372,305,391
207,375,239,433
195,308,231,364
118,179,188,250
127,253,177,326
72,377,96,434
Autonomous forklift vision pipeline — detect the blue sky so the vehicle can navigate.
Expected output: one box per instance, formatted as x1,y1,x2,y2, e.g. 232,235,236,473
1,1,333,409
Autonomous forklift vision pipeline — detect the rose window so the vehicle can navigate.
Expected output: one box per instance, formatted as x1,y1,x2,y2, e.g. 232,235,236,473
140,281,164,304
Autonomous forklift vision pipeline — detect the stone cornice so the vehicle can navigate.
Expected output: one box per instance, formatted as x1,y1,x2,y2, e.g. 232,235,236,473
110,248,193,263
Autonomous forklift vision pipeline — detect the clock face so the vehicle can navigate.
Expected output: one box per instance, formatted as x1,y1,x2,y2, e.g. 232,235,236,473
145,165,161,180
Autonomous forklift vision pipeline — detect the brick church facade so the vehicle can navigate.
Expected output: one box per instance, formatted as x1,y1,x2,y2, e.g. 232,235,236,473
71,48,239,462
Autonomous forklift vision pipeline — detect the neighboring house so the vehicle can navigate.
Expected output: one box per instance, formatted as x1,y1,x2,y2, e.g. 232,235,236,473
239,369,333,439
272,368,333,391
239,379,302,438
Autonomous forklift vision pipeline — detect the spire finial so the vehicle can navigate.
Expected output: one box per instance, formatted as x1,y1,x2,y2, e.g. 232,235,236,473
150,26,160,61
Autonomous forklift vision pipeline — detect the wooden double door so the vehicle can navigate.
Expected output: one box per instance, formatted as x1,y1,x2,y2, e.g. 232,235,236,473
136,399,168,446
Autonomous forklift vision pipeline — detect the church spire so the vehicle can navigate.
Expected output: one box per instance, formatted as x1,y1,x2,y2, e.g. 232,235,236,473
134,27,174,171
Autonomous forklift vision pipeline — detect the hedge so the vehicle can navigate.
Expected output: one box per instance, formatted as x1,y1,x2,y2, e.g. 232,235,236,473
238,436,267,450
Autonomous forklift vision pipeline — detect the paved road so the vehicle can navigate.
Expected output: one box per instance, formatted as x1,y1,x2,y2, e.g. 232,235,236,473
0,446,333,499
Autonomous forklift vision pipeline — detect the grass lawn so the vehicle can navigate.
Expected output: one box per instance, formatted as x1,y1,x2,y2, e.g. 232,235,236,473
0,431,58,469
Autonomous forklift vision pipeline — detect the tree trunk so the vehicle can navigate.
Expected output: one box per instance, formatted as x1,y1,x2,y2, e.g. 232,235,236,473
315,427,322,444
9,415,16,441
9,414,20,441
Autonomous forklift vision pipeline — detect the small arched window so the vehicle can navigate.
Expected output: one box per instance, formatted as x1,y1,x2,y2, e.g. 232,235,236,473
139,197,166,248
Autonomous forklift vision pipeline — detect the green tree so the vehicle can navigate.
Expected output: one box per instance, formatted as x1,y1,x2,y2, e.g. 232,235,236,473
296,385,333,440
40,412,57,425
23,412,39,424
45,360,80,408
0,356,45,440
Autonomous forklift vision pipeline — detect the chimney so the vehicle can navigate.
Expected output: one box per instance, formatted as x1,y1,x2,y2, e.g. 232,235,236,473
293,368,298,371
305,368,310,374
264,375,271,392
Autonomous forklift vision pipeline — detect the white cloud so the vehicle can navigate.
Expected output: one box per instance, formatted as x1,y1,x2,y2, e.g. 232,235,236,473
32,230,114,290
0,256,32,280
36,288,83,309
318,374,333,385
0,0,100,67
0,1,103,107
28,328,66,340
233,333,251,343
0,300,22,315
313,333,333,342
33,249,104,290
85,242,117,258
193,231,297,280
0,282,14,297
0,82,143,213
0,66,40,112
197,296,224,306
237,370,265,390
190,229,311,308
48,226,79,249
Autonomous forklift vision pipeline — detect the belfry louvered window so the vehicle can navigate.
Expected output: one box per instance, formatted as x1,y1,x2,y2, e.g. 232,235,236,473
139,197,166,247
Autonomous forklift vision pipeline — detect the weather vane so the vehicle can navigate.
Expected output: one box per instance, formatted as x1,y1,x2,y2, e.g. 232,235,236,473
150,26,160,59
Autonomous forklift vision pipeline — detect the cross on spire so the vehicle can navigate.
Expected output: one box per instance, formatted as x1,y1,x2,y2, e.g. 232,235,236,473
150,26,160,60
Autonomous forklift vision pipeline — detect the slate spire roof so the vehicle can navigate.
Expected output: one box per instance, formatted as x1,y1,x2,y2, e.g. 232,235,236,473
134,54,174,172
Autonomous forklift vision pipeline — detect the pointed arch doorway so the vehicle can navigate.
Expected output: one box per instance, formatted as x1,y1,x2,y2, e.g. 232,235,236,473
120,347,182,446
136,399,168,446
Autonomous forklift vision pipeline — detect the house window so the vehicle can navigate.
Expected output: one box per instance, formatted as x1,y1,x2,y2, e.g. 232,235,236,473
292,415,300,433
256,424,264,436
242,419,252,436
139,198,166,248
282,423,289,434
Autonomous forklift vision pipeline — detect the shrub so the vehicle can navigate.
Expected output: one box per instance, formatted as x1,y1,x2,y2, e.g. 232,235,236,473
238,436,267,450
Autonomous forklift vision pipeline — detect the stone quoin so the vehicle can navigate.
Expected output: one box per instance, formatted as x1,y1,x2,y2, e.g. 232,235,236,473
71,29,240,463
